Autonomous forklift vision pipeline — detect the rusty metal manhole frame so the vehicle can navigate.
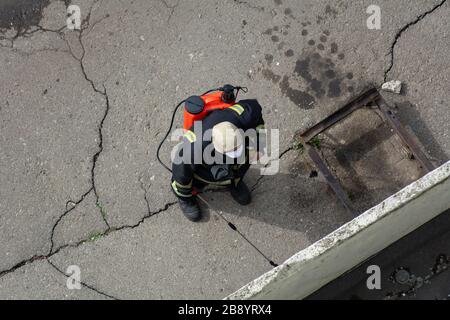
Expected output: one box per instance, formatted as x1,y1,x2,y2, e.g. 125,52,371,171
299,88,435,215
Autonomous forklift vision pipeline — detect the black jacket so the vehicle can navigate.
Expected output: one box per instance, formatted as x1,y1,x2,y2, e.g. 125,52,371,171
171,99,265,198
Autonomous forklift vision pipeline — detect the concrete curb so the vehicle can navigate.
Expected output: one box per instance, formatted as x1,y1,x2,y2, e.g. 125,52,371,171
227,161,450,300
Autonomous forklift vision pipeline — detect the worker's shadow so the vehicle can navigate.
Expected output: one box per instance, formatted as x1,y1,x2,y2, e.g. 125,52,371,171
198,166,355,243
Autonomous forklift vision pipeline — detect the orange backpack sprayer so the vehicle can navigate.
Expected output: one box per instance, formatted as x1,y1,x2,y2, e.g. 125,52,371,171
156,84,248,172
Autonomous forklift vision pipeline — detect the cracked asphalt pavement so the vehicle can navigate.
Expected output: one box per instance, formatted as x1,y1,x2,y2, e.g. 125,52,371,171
0,0,449,299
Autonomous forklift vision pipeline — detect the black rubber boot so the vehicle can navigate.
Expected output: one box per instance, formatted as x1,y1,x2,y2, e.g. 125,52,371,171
178,197,202,222
230,180,252,205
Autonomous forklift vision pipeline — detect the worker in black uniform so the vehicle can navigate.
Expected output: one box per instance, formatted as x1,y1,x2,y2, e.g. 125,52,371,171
171,99,265,222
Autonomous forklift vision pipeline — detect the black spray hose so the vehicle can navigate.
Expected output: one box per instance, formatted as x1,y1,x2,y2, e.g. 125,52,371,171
202,86,247,97
156,99,186,173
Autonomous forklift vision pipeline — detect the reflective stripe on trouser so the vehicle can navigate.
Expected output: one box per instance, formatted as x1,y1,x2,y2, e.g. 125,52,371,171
193,173,232,186
171,180,193,198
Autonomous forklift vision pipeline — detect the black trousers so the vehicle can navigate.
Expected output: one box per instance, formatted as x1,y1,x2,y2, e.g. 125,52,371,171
175,162,251,200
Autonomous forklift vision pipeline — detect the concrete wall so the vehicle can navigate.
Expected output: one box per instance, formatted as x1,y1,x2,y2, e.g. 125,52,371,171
227,161,450,300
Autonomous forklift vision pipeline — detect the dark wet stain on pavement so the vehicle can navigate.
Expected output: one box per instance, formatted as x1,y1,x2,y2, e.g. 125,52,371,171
262,69,281,84
285,49,294,57
256,3,355,109
0,0,50,36
330,43,338,54
280,76,316,109
265,54,274,65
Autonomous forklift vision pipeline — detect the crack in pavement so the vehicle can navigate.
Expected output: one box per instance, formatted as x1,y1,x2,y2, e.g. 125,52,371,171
0,0,51,41
46,258,119,300
112,202,178,234
59,0,112,229
0,200,177,279
0,1,113,277
0,23,66,49
160,0,181,23
0,1,180,289
49,188,95,254
384,0,448,82
1,1,113,229
139,178,153,216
